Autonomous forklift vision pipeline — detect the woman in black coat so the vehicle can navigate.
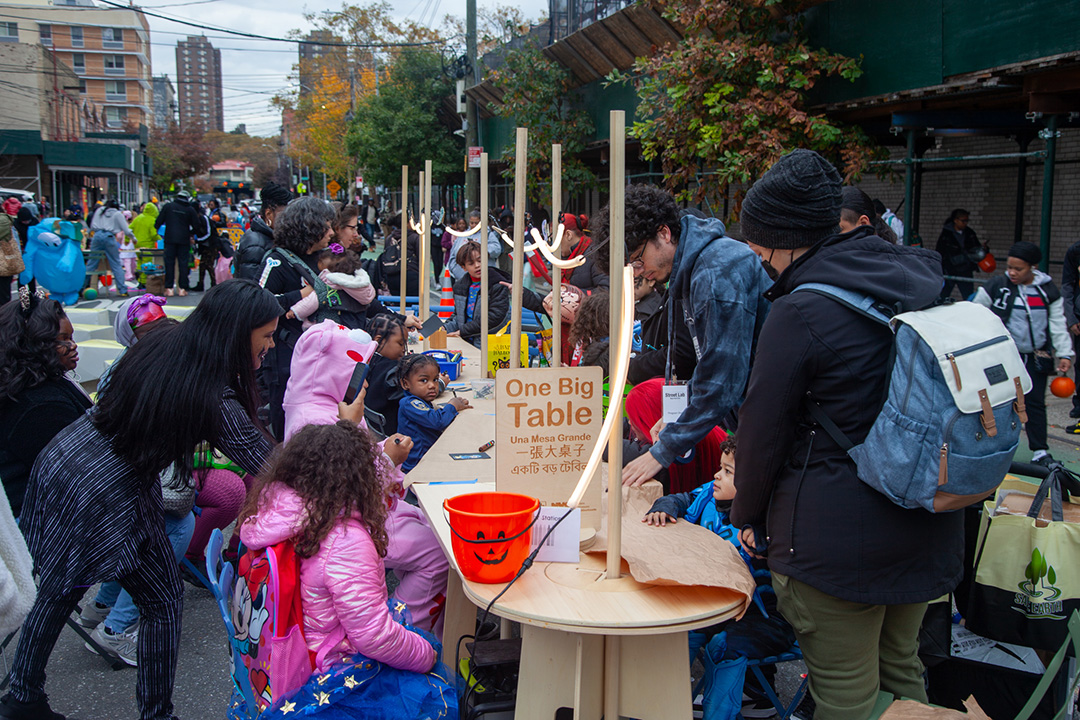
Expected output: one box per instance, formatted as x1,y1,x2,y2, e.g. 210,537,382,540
0,289,90,518
258,197,334,439
0,280,281,720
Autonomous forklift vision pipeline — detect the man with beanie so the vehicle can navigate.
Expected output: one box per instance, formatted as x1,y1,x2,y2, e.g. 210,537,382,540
973,241,1072,465
730,149,964,720
616,184,772,486
154,191,200,296
235,182,293,280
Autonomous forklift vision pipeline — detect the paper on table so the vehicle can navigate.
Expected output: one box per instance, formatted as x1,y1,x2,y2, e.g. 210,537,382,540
588,481,754,618
529,506,581,563
879,697,992,720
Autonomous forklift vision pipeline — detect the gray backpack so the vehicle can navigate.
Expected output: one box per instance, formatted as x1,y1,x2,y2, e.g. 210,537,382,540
797,283,1031,513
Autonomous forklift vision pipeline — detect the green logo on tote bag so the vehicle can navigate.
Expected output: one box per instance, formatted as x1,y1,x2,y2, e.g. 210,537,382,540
1014,548,1065,619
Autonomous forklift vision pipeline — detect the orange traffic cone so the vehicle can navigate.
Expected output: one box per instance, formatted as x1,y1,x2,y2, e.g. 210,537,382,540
438,269,454,319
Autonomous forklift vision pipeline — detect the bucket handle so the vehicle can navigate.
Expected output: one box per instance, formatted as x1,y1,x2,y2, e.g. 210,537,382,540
443,508,539,545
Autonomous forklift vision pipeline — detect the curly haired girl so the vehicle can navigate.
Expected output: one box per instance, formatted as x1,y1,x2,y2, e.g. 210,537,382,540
239,420,455,719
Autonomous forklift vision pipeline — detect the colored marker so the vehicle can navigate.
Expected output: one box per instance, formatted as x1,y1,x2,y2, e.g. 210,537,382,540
478,440,495,453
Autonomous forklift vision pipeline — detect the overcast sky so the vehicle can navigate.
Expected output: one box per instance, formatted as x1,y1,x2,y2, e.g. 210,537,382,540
143,0,548,137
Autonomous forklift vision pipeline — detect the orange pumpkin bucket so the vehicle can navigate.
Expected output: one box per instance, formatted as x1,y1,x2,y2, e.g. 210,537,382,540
443,492,539,583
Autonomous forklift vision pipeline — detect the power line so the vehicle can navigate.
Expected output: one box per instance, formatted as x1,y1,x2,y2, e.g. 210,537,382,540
96,0,448,49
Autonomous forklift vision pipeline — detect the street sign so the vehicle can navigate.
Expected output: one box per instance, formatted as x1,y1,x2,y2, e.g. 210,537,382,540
355,175,364,189
327,180,341,196
468,147,483,169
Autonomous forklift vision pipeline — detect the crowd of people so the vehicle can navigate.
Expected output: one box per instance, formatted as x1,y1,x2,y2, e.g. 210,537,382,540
0,147,1075,720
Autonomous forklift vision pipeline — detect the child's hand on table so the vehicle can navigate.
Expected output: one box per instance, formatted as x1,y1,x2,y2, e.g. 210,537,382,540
383,434,413,466
642,511,676,526
449,397,472,412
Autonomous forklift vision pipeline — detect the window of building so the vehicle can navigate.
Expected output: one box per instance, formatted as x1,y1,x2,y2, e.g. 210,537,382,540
104,106,128,127
0,22,18,42
104,54,125,75
70,26,83,47
105,80,126,101
102,27,124,49
78,78,86,94
39,24,51,45
71,53,85,72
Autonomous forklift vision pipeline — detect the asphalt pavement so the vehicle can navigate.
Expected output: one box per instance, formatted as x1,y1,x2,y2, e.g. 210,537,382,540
14,271,1080,719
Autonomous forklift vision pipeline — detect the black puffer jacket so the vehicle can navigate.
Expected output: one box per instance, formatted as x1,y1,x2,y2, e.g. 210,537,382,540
731,227,964,605
235,217,274,280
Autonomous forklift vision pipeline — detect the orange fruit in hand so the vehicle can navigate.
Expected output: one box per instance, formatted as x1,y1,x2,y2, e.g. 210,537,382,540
1050,376,1075,398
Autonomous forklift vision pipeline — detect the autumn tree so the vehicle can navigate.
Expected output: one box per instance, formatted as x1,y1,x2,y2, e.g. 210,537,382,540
147,124,212,194
345,49,462,188
488,44,597,204
612,0,883,203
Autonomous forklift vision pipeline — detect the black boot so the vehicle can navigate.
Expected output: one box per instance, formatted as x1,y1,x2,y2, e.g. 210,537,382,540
0,693,66,720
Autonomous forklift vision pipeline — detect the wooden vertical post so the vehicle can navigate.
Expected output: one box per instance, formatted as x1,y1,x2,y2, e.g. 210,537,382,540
422,159,433,322
604,635,621,720
418,170,426,327
606,110,625,582
551,143,562,368
509,127,527,369
480,154,490,377
400,165,408,314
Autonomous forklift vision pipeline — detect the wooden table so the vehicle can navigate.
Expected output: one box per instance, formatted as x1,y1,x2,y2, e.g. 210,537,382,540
406,341,745,718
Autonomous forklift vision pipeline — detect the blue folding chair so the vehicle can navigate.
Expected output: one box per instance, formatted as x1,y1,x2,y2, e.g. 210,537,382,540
690,574,809,720
204,528,259,718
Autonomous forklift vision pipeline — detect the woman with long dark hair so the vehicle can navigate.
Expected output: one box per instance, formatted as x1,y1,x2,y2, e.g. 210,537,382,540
258,196,334,438
0,280,280,720
0,288,90,518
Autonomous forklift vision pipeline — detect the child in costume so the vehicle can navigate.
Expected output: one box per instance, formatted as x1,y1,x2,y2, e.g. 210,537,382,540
397,354,471,472
239,421,455,720
644,438,795,720
283,321,449,634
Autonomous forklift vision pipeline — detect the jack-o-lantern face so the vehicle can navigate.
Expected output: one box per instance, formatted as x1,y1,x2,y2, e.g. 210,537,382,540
474,530,508,565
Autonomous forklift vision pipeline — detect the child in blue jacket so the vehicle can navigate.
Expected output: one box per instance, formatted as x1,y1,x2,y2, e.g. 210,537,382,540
644,438,795,720
397,354,471,472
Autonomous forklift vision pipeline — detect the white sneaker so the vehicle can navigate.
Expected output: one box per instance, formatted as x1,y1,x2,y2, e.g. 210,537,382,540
77,601,109,629
86,624,138,667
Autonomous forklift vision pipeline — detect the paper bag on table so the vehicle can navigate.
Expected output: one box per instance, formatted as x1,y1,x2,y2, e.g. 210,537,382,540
879,697,992,719
588,481,755,617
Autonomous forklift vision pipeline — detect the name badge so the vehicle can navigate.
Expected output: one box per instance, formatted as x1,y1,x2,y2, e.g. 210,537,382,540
662,384,688,424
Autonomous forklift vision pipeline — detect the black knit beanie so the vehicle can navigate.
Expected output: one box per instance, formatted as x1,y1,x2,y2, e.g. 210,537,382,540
1008,241,1042,267
741,149,843,249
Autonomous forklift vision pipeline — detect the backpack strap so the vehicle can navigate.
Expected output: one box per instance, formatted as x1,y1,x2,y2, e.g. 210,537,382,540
792,283,892,325
793,283,894,451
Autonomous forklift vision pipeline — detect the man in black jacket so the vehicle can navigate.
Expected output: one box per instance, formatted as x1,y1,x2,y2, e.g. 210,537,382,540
730,150,963,720
235,182,293,280
154,191,200,296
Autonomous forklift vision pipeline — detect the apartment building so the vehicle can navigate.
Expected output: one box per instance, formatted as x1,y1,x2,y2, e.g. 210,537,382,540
176,35,223,132
0,0,152,129
151,73,175,129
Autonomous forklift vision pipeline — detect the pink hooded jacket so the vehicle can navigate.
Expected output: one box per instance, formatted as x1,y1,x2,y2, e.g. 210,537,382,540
283,320,407,501
238,484,436,673
283,320,378,440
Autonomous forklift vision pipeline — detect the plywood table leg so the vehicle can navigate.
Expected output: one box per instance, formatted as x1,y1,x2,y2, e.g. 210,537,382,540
442,572,474,664
516,625,602,720
616,631,693,720
573,634,604,720
603,635,620,720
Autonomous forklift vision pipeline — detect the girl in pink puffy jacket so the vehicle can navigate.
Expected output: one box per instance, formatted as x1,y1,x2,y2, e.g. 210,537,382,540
239,421,455,719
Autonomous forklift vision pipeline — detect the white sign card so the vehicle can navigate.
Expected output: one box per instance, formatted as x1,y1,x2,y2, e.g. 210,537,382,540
662,384,688,423
529,506,581,563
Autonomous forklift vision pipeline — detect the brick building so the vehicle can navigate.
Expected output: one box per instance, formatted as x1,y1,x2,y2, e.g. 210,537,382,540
0,0,153,129
176,35,223,132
